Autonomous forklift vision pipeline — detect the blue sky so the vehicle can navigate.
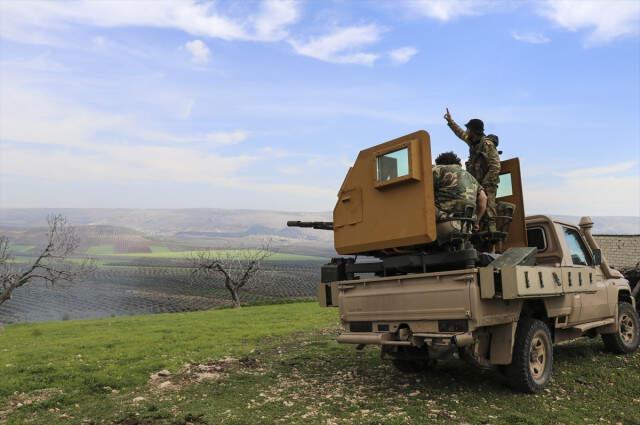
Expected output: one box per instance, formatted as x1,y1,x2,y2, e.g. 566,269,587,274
0,0,638,216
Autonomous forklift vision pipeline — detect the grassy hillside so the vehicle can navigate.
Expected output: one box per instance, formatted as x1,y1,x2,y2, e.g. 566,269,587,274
1,302,639,424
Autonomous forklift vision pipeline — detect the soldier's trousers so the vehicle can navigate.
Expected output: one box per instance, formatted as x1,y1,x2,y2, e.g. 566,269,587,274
483,185,497,232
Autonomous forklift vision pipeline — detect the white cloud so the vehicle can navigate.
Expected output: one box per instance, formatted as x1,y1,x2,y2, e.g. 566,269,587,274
0,83,339,207
253,0,300,41
0,0,301,44
405,0,495,21
560,160,639,178
185,39,211,64
511,31,550,44
525,161,640,216
538,0,640,44
388,46,418,64
290,25,383,65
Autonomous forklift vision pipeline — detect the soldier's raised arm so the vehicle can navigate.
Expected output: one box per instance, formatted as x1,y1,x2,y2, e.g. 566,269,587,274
443,108,471,146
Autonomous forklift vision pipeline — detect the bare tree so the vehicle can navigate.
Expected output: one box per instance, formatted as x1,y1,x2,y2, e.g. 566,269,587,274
189,241,273,308
0,215,95,306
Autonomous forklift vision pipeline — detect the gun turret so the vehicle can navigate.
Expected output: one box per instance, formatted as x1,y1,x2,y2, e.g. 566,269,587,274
287,221,334,231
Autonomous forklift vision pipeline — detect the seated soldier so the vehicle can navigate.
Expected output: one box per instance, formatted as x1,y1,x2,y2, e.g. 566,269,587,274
432,151,487,242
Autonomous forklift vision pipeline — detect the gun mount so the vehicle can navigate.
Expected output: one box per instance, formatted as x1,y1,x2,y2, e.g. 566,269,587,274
289,130,524,276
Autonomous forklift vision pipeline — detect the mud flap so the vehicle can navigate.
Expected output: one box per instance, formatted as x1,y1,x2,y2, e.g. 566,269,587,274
490,322,518,365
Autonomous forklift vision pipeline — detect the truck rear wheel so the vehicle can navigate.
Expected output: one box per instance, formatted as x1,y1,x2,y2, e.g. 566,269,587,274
602,302,640,354
505,318,553,393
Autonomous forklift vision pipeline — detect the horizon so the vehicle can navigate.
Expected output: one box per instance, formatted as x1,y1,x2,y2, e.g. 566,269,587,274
0,205,639,217
1,0,639,216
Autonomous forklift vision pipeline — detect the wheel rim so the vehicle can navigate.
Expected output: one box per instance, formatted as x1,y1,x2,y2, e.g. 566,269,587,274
620,313,636,345
529,333,547,382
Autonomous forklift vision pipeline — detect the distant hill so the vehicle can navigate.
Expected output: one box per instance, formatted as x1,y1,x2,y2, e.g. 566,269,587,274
0,208,332,235
0,209,637,258
0,209,336,257
0,208,636,234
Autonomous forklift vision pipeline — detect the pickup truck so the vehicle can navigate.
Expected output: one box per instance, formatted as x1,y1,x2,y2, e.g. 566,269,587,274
290,130,639,393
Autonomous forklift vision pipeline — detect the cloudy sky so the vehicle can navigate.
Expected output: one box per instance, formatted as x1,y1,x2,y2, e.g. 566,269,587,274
0,0,639,216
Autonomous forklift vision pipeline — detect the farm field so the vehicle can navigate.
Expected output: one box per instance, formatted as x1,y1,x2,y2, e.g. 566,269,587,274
1,302,638,425
81,243,327,262
0,259,324,324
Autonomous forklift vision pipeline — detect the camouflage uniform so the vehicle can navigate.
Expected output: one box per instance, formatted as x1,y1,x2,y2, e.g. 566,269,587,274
446,119,501,230
432,164,483,235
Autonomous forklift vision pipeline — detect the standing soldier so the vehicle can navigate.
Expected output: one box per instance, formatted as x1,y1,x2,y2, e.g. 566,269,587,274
443,108,501,232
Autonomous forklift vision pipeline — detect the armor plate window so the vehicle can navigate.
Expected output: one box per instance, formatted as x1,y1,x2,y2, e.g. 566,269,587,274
377,147,409,182
497,173,513,197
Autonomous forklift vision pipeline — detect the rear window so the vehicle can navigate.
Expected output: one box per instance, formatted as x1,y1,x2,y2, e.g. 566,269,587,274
527,227,547,251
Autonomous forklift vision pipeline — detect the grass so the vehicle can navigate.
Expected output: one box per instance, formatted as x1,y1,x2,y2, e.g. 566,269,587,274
86,244,115,255
1,302,639,424
8,244,35,254
149,245,171,254
87,248,327,262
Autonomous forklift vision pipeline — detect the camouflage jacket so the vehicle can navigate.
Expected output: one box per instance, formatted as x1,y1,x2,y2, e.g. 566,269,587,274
447,119,501,188
432,164,482,217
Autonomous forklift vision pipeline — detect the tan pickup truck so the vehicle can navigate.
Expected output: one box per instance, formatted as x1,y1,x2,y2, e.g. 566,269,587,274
289,130,639,393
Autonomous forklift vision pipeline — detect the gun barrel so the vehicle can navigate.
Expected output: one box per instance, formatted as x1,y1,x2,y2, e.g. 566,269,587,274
287,221,334,230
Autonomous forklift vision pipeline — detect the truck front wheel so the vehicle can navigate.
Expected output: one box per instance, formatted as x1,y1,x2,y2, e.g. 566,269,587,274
505,318,553,393
602,302,640,354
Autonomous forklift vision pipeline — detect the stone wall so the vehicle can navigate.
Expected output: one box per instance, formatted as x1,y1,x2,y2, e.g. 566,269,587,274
594,235,640,270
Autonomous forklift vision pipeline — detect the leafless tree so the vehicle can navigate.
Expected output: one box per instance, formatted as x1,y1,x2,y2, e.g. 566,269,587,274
189,241,273,308
0,215,95,306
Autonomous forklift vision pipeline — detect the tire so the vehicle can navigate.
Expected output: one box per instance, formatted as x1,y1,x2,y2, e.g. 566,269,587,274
602,302,640,354
505,318,553,393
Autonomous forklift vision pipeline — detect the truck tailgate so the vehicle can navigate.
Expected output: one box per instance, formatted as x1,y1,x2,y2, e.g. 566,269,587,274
339,270,475,322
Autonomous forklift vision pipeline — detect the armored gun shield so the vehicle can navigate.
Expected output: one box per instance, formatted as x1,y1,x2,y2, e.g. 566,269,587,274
333,131,437,254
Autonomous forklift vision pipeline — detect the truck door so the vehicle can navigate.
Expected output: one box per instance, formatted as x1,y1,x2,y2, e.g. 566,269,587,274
560,226,609,322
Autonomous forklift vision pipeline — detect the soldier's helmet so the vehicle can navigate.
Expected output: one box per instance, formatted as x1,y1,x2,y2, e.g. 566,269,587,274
464,118,484,134
486,134,499,147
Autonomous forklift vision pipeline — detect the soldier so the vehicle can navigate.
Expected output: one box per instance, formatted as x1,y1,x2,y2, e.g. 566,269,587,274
443,108,500,231
432,151,487,241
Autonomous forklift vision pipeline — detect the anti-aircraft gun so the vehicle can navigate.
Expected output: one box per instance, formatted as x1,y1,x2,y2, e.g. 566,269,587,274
289,130,639,394
288,131,523,279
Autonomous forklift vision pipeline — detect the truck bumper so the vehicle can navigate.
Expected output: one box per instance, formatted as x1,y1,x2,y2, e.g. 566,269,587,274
336,331,475,348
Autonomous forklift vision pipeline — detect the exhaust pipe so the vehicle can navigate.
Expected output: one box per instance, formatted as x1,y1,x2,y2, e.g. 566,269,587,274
579,217,622,279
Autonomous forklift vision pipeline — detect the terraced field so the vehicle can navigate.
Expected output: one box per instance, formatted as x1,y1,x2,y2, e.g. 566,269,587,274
0,261,323,324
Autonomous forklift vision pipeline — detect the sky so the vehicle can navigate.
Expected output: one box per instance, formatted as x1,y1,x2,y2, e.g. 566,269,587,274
0,0,639,216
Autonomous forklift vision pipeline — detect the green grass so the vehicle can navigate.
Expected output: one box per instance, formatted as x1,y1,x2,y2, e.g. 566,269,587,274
85,244,115,255
8,244,35,254
85,247,326,262
1,303,638,424
149,245,171,253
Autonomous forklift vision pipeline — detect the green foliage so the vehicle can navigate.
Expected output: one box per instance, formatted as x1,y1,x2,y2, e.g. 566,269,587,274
1,303,638,424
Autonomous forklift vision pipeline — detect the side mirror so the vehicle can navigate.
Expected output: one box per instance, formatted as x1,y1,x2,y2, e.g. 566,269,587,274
592,248,602,266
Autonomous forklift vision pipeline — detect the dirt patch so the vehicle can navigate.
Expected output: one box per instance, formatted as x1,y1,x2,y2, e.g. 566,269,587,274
147,356,263,392
0,388,63,420
113,415,157,425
